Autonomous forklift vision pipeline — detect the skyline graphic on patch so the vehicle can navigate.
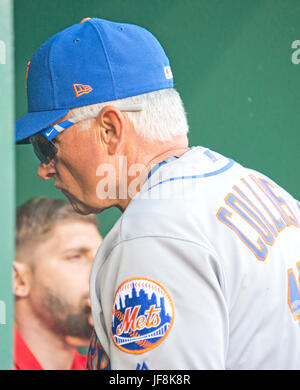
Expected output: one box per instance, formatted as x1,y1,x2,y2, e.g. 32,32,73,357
111,277,174,354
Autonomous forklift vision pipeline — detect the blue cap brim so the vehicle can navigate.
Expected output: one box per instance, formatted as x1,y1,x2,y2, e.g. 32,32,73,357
15,109,70,144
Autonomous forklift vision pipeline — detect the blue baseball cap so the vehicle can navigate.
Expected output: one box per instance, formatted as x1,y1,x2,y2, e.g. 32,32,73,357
15,17,174,144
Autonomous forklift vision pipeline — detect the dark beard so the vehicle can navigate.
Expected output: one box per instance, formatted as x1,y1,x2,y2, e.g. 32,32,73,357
63,312,93,340
42,288,93,340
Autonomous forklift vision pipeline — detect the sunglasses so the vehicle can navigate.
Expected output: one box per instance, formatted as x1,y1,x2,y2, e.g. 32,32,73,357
30,119,76,164
30,105,143,164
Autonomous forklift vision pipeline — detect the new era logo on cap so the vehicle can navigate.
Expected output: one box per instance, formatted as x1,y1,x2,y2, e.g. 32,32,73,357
73,83,93,97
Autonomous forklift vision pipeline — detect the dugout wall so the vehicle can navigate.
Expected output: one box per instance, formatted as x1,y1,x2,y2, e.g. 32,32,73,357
0,0,15,370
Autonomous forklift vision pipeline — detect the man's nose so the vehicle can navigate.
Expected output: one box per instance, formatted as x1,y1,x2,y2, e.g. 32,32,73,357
37,161,56,180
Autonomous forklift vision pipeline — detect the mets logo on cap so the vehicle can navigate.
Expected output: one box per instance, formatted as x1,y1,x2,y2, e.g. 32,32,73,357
111,277,175,354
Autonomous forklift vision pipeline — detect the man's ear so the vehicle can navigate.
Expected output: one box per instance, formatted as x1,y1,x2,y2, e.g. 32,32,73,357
13,261,32,298
96,106,126,155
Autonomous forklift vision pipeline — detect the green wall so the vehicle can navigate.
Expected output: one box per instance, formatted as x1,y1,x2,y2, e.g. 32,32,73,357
0,0,14,370
15,0,300,239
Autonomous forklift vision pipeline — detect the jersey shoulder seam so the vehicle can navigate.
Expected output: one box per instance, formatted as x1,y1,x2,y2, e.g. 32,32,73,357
108,234,218,261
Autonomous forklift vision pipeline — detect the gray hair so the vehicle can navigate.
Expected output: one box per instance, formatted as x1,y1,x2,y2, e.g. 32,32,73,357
70,88,189,142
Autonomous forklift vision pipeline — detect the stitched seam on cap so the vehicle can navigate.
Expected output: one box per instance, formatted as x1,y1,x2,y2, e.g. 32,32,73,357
48,34,60,109
89,19,116,100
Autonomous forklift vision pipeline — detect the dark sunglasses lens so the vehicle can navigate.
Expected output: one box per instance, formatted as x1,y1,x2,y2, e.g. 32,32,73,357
31,135,57,163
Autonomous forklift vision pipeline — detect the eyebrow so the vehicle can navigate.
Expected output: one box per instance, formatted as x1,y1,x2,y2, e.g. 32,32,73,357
62,247,92,254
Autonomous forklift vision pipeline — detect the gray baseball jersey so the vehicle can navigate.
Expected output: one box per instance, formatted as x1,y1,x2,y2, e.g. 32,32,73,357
87,146,300,370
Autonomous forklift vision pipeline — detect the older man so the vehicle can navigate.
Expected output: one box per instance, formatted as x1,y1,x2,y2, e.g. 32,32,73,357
14,197,102,370
16,18,300,370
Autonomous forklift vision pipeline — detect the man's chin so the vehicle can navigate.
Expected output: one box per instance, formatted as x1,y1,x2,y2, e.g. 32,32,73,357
61,189,112,215
61,190,92,215
70,202,92,215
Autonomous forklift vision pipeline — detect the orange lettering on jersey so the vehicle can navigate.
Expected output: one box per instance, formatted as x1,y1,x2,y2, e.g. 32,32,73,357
116,306,140,335
217,174,300,261
145,306,161,327
287,262,300,323
250,175,299,229
241,177,279,237
116,305,161,335
230,187,275,246
217,206,268,260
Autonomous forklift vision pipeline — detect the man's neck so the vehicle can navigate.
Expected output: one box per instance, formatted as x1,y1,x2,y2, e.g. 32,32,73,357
145,146,189,169
118,139,190,210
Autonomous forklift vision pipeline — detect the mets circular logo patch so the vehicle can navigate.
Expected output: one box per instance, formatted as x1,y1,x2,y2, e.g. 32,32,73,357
111,277,175,354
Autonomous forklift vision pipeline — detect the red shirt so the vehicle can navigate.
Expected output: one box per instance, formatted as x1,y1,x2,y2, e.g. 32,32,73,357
13,329,87,370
